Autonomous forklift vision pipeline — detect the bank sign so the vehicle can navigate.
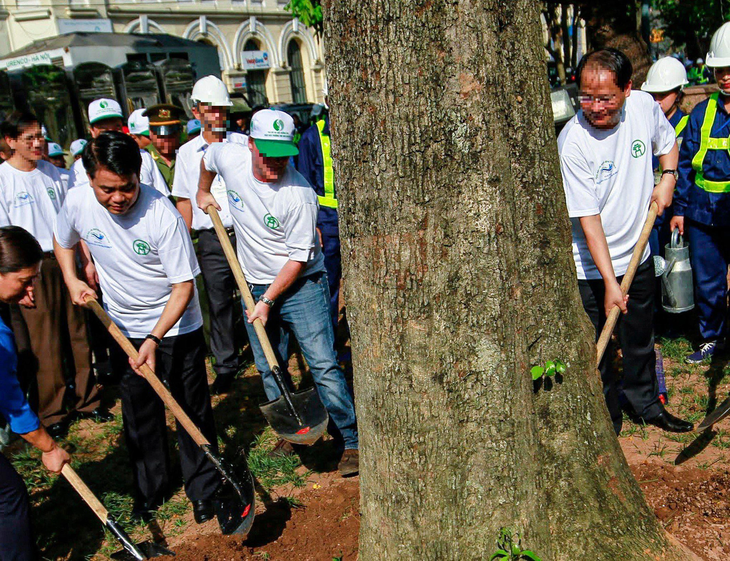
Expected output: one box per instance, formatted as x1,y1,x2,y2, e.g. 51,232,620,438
242,51,271,70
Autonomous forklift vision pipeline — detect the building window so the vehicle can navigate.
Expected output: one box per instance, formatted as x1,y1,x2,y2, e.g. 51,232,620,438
244,39,268,106
287,40,307,104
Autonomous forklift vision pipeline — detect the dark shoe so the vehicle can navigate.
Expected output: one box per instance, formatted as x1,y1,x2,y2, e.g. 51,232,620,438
686,340,720,364
268,439,296,458
132,500,161,523
78,408,114,423
338,449,359,477
210,373,235,396
192,499,215,524
644,410,694,433
46,422,68,439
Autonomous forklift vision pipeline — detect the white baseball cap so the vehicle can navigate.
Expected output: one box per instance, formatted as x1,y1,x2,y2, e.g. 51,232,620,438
88,98,123,125
70,139,87,156
127,108,149,136
249,109,298,157
47,142,65,157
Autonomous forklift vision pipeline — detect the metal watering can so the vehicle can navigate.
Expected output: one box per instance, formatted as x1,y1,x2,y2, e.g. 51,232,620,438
654,229,694,314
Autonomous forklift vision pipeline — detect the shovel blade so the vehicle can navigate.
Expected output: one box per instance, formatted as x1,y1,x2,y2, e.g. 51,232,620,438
216,470,256,535
698,395,730,431
260,386,329,445
110,541,175,560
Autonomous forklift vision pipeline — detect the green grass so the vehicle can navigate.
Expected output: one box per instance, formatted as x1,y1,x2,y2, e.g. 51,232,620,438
658,337,693,361
248,432,311,490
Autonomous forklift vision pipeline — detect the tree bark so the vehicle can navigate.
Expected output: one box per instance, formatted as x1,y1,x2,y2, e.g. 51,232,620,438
324,1,696,559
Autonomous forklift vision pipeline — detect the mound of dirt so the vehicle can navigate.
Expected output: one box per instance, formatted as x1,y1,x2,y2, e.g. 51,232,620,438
157,478,360,561
632,462,730,560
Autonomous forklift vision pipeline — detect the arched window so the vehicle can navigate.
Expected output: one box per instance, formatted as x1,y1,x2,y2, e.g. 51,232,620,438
244,39,268,106
287,40,307,104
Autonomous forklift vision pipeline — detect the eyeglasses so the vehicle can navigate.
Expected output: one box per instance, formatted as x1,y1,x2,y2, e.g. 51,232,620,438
18,132,44,143
578,94,620,106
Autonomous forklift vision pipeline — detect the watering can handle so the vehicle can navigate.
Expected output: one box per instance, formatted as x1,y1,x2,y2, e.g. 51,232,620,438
661,257,678,308
671,227,683,249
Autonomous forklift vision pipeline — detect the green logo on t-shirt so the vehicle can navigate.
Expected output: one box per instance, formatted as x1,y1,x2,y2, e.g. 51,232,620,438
133,239,151,255
631,140,646,158
264,213,280,230
46,188,56,200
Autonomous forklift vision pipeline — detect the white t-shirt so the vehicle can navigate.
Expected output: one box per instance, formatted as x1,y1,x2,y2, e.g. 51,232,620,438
172,132,248,231
203,142,325,284
0,160,67,252
68,150,171,197
54,184,203,339
558,90,676,280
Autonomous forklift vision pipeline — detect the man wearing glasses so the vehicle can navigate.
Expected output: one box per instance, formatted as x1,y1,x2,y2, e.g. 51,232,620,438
557,48,692,435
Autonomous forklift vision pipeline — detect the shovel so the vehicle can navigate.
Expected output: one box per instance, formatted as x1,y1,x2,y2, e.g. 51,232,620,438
84,298,256,536
596,201,659,366
61,464,174,560
207,205,329,446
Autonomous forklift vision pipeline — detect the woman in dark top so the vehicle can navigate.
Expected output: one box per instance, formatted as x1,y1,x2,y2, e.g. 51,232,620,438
0,225,70,561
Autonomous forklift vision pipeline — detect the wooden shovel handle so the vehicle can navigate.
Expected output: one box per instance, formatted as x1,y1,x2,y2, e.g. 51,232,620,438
207,206,280,371
84,298,210,447
596,201,659,366
61,464,108,523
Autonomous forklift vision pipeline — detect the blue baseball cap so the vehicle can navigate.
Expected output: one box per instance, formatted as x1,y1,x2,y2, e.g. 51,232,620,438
187,119,201,135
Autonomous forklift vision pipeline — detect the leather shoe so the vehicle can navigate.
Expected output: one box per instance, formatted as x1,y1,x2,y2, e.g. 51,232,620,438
46,422,68,439
78,408,114,423
192,499,215,524
644,409,693,433
210,373,235,396
132,499,162,522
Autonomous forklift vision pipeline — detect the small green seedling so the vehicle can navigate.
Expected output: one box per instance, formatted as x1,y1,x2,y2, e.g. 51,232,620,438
489,528,541,561
531,359,566,381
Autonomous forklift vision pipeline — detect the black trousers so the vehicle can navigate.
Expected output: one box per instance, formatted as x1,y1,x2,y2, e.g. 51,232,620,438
197,229,242,377
111,328,220,505
578,260,662,434
0,453,35,561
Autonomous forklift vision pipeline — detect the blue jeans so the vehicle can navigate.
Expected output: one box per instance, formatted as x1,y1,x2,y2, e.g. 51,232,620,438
245,272,358,449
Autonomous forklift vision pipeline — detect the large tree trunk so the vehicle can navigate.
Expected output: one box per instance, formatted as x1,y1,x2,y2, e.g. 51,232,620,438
324,1,697,559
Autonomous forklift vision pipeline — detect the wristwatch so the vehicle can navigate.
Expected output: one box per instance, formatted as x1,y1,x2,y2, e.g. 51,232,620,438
145,334,162,345
661,169,678,180
258,295,275,307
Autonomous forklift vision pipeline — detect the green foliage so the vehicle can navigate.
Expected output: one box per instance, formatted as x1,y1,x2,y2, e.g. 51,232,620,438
653,0,730,56
247,430,310,490
285,0,323,37
490,528,541,561
531,359,566,381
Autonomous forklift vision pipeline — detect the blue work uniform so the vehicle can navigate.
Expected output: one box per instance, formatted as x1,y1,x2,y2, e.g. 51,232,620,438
675,92,730,341
649,109,688,257
0,315,41,560
296,116,343,344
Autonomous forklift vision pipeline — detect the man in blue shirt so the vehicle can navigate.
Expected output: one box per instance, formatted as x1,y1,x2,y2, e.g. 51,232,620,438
0,225,70,560
672,22,730,363
296,98,345,352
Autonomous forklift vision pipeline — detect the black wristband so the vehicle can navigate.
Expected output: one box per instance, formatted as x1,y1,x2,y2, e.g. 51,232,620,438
145,334,161,345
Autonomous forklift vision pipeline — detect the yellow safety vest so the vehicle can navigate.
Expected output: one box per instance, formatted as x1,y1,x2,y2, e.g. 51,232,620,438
675,115,688,137
316,118,338,209
691,92,730,193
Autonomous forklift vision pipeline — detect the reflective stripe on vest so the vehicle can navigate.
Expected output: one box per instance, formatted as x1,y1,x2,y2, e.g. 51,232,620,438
691,92,730,193
316,119,338,209
675,115,688,137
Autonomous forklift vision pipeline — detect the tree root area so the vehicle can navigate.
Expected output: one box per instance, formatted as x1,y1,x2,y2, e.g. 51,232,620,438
632,462,730,561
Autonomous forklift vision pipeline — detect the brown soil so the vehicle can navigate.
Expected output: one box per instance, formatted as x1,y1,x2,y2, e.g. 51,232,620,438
157,477,360,561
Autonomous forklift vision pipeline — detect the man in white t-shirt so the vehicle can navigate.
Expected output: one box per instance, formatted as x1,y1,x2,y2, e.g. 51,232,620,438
558,48,692,435
67,99,169,197
0,110,104,437
172,76,248,395
197,109,359,476
53,131,220,523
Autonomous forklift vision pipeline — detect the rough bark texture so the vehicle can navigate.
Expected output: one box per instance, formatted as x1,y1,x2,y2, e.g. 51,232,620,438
324,1,695,559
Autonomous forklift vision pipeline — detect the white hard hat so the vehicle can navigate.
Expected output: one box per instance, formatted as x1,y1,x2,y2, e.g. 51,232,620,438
707,22,730,68
127,108,149,136
191,75,232,107
641,57,688,93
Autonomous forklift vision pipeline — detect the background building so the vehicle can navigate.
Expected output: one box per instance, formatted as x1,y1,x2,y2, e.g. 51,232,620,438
0,0,325,106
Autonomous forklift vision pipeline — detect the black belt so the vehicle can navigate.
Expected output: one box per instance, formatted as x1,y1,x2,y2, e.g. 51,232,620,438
43,251,56,260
